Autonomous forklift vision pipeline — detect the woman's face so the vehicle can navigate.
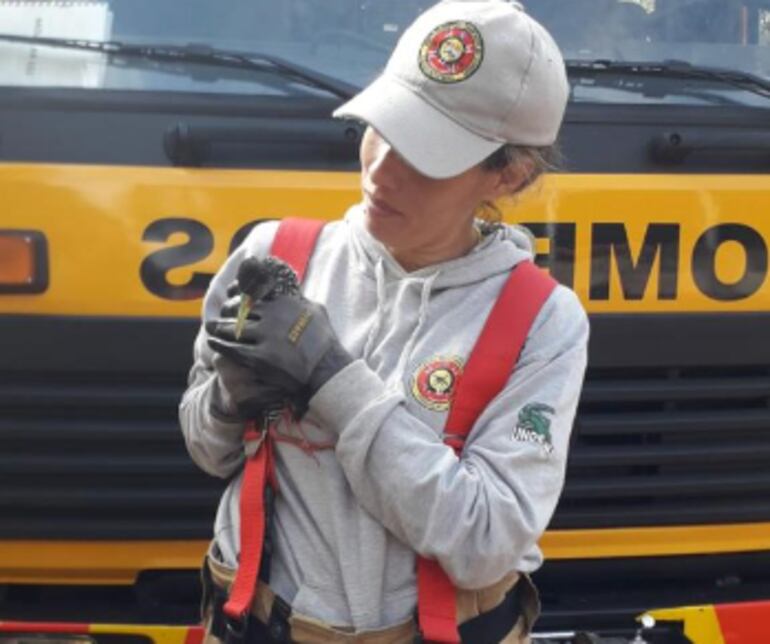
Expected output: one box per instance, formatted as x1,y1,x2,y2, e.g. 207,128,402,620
359,127,508,266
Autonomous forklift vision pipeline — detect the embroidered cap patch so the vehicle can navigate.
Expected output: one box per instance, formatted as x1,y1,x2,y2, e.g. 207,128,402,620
411,356,464,412
419,21,484,83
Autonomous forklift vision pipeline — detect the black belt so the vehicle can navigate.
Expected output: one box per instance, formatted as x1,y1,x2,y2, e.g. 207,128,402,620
203,558,523,644
202,558,292,644
457,579,523,644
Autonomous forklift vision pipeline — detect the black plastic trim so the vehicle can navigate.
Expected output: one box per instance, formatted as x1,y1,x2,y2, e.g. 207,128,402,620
0,86,343,117
0,315,197,374
1,86,769,171
162,119,363,167
3,407,765,532
588,312,770,367
1,311,769,372
534,550,770,634
1,86,767,125
1,312,770,537
0,550,768,638
0,230,49,294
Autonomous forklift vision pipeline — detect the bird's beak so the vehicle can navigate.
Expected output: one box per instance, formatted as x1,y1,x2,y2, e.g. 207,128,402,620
235,294,253,340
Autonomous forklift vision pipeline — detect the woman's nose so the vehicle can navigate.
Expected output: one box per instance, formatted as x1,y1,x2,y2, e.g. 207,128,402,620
367,141,405,190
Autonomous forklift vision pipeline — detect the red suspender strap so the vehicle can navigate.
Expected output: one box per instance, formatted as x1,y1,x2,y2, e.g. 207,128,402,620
417,260,558,643
269,217,327,282
222,427,274,621
222,217,326,622
445,261,557,443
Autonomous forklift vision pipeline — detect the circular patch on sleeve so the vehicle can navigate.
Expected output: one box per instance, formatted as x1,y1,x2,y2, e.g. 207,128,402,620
411,356,464,412
418,21,484,83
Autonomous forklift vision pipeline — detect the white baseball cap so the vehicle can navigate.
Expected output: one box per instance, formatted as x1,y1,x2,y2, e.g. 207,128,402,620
333,0,569,179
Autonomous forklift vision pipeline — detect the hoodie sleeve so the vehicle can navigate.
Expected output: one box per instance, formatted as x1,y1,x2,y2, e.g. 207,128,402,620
308,285,589,589
178,222,279,478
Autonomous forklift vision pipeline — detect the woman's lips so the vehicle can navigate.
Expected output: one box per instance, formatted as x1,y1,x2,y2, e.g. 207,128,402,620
365,192,403,218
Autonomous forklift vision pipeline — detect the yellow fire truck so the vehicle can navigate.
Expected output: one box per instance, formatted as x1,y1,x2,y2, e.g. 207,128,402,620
1,1,769,642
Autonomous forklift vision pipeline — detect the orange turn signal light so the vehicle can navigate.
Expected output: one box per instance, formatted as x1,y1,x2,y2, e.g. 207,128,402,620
0,230,48,294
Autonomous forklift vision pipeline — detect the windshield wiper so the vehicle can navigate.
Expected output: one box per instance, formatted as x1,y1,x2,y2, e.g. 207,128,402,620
566,59,770,100
0,33,359,100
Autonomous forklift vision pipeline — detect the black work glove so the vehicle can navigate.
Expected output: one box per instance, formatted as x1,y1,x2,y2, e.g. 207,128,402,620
206,292,352,401
210,352,304,421
208,282,308,421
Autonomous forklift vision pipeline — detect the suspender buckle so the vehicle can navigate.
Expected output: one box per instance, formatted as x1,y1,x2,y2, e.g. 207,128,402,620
243,428,267,458
244,409,284,458
224,613,250,644
265,593,292,643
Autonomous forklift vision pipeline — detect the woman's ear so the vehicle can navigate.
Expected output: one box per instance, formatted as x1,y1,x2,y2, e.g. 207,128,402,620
486,158,535,201
492,158,536,199
479,156,536,203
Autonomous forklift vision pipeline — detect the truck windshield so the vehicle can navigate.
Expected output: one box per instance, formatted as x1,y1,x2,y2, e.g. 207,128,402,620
0,0,768,106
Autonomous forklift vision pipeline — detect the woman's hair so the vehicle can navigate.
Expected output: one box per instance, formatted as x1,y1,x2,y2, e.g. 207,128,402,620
475,142,562,224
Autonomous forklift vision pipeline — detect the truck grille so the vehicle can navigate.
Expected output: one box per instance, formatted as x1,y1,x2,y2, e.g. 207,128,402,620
1,313,768,538
555,365,770,528
0,372,225,539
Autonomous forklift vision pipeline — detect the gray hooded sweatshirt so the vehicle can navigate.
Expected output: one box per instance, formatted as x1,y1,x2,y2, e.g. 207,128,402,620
180,205,589,631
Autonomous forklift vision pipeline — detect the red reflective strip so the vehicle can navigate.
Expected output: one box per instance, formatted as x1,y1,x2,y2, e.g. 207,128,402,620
715,601,770,644
269,217,326,282
184,625,205,644
417,260,557,643
0,622,90,633
223,421,272,620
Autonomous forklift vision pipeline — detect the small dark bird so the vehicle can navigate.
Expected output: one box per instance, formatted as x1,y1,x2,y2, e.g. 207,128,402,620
234,256,300,339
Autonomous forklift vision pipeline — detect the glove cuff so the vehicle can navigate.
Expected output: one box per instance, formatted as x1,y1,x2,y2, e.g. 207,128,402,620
308,340,353,396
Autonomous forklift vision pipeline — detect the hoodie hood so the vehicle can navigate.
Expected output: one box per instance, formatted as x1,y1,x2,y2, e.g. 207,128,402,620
345,203,534,290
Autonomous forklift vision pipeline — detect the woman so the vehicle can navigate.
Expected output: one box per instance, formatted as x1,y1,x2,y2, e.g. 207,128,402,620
180,1,589,642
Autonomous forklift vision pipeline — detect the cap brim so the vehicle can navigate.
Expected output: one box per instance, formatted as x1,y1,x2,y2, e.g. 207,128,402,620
333,75,501,179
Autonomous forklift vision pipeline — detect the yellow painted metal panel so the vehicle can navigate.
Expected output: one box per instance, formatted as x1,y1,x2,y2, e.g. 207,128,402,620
89,624,193,644
0,164,355,317
541,522,770,559
2,524,769,585
2,165,769,316
643,606,726,644
516,174,770,313
0,540,209,585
